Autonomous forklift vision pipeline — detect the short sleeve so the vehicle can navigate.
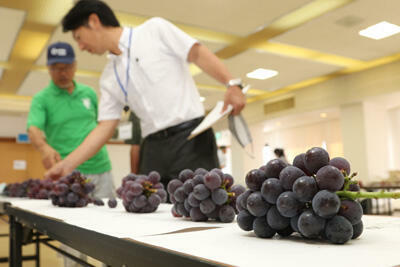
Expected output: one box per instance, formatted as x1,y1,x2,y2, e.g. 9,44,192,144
27,94,46,131
151,17,198,62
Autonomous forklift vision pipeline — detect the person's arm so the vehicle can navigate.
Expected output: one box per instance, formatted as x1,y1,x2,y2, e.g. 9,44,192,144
45,119,119,179
188,43,246,115
28,126,61,169
130,144,140,174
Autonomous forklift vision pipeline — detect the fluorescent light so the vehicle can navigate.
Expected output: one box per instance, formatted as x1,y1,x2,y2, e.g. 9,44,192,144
246,68,278,80
200,96,205,102
359,21,400,40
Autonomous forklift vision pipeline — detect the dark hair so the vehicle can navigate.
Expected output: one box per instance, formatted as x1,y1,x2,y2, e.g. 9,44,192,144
62,0,120,32
274,148,285,157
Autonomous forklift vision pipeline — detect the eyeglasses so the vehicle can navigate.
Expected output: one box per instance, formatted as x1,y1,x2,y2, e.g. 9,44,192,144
49,65,74,73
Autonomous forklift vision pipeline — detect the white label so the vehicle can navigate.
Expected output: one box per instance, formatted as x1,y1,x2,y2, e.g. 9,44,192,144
118,122,133,140
13,160,27,170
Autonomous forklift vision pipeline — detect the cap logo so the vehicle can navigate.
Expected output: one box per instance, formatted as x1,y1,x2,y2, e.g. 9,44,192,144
51,48,67,56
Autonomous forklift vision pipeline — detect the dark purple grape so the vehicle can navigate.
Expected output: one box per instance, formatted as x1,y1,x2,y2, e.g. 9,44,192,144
133,195,147,208
193,184,210,201
148,194,161,207
325,215,353,244
130,183,144,196
253,217,276,238
167,179,183,195
211,188,228,205
93,197,105,206
304,147,330,174
171,204,182,217
204,172,222,190
261,178,283,204
279,166,305,190
108,198,117,208
206,206,220,220
238,190,252,211
276,191,303,218
210,168,224,179
312,190,340,218
293,153,311,175
178,169,194,183
229,184,245,199
194,168,208,176
155,189,167,203
316,165,344,192
67,192,79,203
245,169,266,191
200,198,216,214
298,209,326,238
188,192,200,207
192,174,205,186
190,207,208,222
277,226,294,237
338,200,363,225
290,214,300,232
349,183,360,192
292,176,318,202
222,174,234,189
246,192,269,217
173,187,186,203
148,171,161,184
176,202,190,217
264,159,287,179
218,205,235,223
267,206,290,230
237,210,255,231
183,179,194,194
352,220,363,239
184,198,191,211
329,157,351,176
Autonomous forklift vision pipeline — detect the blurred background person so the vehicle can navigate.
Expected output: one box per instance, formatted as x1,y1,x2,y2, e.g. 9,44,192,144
274,148,288,164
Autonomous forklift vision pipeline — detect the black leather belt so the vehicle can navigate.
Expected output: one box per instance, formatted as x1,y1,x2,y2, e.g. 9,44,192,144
146,117,203,140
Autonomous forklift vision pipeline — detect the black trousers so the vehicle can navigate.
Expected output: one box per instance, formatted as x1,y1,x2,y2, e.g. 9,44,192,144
138,118,219,189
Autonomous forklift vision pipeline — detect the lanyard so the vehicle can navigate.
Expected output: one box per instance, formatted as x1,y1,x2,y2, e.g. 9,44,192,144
113,28,133,111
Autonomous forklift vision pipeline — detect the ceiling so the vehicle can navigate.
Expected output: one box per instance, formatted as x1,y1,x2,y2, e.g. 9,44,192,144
1,0,400,113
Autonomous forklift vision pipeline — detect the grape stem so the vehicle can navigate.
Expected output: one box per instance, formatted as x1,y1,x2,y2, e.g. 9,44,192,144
336,190,400,200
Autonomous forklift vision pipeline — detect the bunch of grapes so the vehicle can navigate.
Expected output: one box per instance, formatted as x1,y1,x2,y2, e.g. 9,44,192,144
26,178,53,199
167,168,245,223
49,170,95,207
3,178,52,199
116,171,167,213
237,147,365,244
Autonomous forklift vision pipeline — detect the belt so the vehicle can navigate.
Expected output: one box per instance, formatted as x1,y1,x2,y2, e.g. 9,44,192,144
146,117,203,140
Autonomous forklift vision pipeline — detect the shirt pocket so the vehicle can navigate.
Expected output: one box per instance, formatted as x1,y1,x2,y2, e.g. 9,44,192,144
135,54,168,85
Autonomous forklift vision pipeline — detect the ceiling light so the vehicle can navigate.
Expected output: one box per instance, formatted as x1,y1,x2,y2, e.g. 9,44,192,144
200,96,205,102
359,21,400,40
320,112,327,118
246,68,278,80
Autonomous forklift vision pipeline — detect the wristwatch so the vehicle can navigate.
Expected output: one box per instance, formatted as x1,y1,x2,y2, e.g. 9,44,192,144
226,78,243,89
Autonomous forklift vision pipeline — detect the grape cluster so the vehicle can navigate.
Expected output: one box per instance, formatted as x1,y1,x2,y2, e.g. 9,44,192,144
49,170,95,207
167,168,245,223
3,178,53,199
116,171,167,213
237,147,363,244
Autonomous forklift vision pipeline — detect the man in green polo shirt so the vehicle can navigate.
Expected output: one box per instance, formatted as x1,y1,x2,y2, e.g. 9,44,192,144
27,42,115,199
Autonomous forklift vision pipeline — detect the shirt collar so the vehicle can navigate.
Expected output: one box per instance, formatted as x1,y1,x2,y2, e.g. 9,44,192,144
48,80,77,95
108,27,131,59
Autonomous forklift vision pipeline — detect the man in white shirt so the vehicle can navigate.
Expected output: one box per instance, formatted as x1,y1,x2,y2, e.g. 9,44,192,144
46,0,246,188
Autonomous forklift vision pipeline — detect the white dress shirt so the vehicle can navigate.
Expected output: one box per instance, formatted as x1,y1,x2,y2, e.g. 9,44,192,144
98,17,204,137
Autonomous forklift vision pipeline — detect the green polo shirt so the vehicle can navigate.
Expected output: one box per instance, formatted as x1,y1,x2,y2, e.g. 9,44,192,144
27,80,111,174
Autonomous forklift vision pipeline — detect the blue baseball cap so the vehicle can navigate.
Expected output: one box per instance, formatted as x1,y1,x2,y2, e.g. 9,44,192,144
47,42,75,65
